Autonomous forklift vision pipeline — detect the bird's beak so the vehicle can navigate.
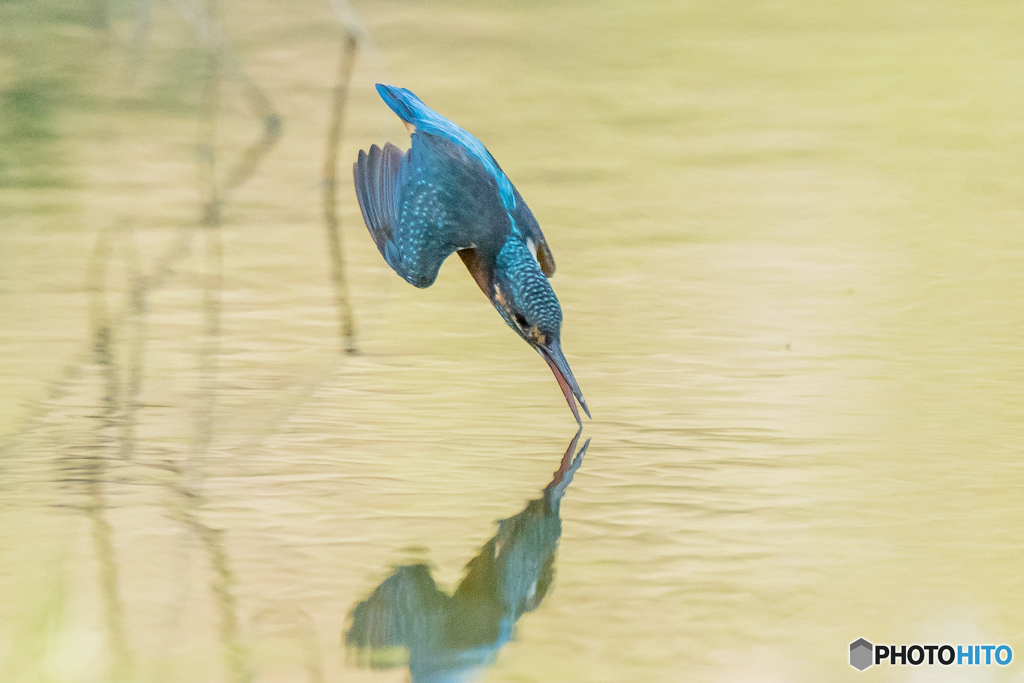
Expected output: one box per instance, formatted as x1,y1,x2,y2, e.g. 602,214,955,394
537,339,591,426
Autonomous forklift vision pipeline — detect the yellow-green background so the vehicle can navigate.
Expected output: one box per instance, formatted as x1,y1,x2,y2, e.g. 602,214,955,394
1,0,1022,681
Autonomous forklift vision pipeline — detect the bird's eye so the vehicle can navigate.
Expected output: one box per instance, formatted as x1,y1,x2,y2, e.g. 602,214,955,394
513,312,528,328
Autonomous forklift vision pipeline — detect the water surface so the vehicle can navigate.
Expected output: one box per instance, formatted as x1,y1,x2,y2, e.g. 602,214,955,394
2,1,1023,682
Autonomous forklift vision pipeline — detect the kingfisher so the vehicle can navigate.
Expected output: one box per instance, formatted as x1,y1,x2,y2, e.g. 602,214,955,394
353,84,589,424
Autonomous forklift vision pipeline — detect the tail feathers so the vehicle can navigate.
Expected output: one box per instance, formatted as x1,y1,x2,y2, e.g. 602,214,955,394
375,84,428,127
353,142,406,261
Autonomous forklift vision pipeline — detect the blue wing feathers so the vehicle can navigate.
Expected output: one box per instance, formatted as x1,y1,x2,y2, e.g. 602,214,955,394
354,142,423,283
353,142,403,248
353,139,455,289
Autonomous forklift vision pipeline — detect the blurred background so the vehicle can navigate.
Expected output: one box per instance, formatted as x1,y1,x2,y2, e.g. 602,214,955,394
2,0,1023,681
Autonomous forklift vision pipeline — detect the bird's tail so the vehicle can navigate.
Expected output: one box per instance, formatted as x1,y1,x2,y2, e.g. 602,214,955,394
375,84,432,128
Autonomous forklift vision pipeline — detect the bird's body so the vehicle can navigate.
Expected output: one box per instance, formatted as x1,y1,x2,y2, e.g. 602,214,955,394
354,84,589,424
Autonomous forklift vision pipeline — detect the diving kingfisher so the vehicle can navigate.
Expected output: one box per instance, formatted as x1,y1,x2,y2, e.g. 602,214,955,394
353,84,589,424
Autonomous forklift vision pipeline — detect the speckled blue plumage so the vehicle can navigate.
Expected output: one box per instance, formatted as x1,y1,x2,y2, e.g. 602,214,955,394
494,239,562,338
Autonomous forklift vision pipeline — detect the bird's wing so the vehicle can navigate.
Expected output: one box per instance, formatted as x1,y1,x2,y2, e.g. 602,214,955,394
354,142,460,289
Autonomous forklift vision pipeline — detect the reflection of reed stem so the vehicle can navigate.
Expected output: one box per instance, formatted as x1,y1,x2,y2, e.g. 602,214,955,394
167,478,253,683
221,91,281,192
322,32,359,355
198,0,222,228
187,220,222,483
188,0,223,485
193,517,251,683
167,0,282,195
86,227,133,681
120,223,146,460
17,225,191,440
176,9,250,680
18,0,282,436
89,501,132,681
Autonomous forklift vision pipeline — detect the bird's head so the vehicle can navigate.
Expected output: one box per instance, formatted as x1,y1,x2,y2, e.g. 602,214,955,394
489,245,590,425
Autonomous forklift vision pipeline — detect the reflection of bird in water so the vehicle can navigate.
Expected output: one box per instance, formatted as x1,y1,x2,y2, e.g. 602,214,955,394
354,84,590,424
344,433,589,682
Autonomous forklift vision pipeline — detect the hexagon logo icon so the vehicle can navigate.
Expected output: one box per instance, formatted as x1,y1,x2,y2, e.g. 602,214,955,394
850,638,873,670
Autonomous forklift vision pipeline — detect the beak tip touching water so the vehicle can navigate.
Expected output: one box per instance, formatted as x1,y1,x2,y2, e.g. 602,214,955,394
538,341,590,426
578,394,592,420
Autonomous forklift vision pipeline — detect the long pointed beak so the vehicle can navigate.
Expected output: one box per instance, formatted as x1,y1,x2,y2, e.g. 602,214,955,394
537,339,591,425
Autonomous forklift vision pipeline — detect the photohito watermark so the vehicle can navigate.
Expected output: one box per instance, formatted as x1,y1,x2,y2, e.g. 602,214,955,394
850,638,1013,671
